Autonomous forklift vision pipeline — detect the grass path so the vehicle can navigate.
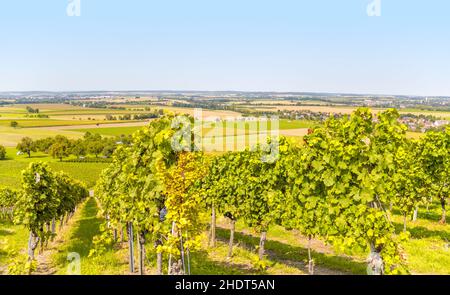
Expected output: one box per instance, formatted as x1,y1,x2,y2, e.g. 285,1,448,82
50,197,129,274
0,221,29,274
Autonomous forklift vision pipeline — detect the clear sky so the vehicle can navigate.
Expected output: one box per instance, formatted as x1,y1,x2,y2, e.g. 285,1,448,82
0,0,449,96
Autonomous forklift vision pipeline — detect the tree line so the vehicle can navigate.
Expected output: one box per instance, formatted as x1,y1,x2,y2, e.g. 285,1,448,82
16,132,132,161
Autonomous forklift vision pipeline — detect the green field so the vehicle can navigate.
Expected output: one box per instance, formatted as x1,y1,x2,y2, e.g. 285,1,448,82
72,119,317,138
0,148,108,189
277,119,317,129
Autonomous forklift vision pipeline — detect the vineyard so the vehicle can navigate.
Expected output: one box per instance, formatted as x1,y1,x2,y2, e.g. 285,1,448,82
0,163,88,274
0,108,449,275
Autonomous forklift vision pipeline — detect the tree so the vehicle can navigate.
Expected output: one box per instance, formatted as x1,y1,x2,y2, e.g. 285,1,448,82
70,139,87,158
34,137,55,153
0,145,6,160
26,106,39,113
10,121,18,128
49,136,71,161
102,140,116,158
83,132,105,157
16,137,36,158
87,140,104,158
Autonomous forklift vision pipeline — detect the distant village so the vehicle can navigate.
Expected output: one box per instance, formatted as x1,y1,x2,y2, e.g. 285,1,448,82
244,109,449,133
398,114,448,132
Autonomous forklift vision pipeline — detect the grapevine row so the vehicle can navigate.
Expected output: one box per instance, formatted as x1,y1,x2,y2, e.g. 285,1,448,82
94,108,449,275
1,162,89,273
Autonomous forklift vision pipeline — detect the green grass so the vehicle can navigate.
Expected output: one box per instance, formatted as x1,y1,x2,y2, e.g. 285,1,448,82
390,202,450,274
189,238,305,275
52,198,128,274
398,108,450,119
0,147,108,188
278,119,317,130
215,219,366,275
207,119,315,131
0,220,29,271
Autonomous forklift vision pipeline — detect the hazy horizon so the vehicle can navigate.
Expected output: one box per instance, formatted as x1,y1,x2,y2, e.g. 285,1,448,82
1,89,449,99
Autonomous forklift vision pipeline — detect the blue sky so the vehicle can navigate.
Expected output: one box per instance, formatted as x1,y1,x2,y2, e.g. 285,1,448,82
0,0,449,96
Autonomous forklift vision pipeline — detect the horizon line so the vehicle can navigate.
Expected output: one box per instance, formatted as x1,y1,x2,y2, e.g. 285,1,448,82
1,89,449,99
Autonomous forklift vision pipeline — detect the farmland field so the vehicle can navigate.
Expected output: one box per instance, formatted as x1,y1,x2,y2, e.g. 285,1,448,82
74,120,315,135
0,148,108,189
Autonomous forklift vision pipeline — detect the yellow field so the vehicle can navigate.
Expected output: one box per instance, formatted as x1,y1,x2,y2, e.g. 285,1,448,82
0,126,82,147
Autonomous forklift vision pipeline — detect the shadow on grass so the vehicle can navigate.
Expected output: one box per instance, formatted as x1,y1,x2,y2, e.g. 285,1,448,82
216,227,366,275
0,249,8,260
392,208,442,223
15,155,49,160
190,249,263,275
394,223,450,241
30,155,49,159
